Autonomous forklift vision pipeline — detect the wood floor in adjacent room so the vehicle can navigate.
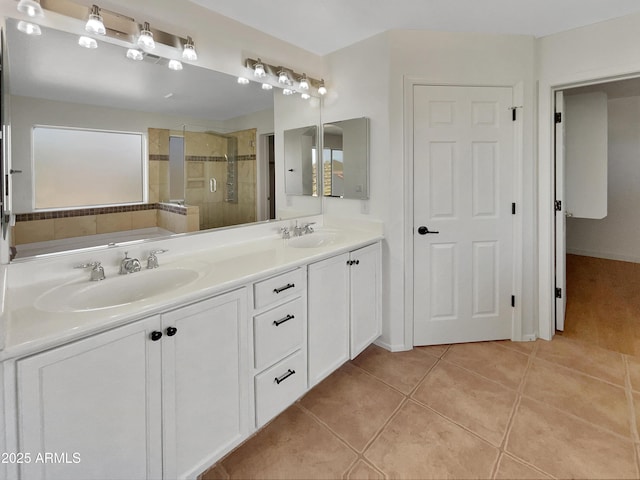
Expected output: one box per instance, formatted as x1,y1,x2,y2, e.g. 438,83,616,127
563,254,640,356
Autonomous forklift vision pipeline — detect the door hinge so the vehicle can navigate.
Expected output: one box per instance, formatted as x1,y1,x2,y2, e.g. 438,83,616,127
511,295,515,307
555,288,562,299
555,112,562,123
554,200,562,212
512,203,516,215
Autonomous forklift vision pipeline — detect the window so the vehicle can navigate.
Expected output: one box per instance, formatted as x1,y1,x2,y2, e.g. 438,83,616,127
33,126,146,210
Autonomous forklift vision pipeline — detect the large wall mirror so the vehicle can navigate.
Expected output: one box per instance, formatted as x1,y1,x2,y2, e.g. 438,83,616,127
4,18,322,260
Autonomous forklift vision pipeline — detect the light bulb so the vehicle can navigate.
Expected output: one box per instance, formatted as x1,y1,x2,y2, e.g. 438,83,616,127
78,36,98,49
182,36,197,61
85,5,105,35
299,74,309,91
301,92,311,100
17,20,41,35
254,59,266,78
278,70,289,84
318,79,327,96
126,48,143,61
168,59,183,71
237,77,250,85
17,0,43,18
261,83,273,90
138,22,155,50
283,88,294,96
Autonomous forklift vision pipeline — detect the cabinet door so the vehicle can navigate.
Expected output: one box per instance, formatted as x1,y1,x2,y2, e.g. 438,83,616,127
161,289,248,480
350,243,382,359
17,317,163,480
308,253,350,387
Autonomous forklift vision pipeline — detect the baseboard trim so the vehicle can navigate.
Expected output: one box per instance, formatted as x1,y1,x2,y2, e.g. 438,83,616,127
520,333,537,342
567,249,640,264
374,339,411,352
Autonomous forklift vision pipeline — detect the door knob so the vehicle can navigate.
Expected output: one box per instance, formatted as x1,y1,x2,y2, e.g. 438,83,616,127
417,226,439,235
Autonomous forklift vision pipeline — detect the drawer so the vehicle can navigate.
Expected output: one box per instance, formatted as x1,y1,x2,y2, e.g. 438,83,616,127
254,298,304,371
253,268,304,310
255,350,306,427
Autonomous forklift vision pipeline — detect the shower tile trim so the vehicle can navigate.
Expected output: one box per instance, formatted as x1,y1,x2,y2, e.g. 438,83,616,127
16,203,188,222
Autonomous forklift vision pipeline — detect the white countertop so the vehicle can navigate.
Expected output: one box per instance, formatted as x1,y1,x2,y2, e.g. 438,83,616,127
1,223,383,360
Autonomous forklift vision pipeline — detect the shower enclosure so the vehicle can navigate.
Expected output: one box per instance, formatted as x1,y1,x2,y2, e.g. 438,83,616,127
149,125,258,231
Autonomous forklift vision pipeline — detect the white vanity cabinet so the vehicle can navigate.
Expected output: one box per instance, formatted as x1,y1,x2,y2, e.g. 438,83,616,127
16,316,163,480
15,288,248,480
308,242,382,387
160,289,248,479
251,268,307,428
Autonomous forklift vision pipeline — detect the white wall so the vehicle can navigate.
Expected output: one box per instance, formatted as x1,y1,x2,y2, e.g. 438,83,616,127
567,95,640,262
324,30,536,350
536,12,640,340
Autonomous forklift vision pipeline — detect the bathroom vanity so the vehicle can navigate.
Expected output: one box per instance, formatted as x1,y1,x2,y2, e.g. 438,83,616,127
0,218,382,480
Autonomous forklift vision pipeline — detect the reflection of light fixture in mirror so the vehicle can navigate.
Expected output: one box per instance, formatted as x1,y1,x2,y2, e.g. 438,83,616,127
17,0,43,18
261,83,273,90
137,22,155,50
168,59,183,71
17,20,41,35
254,59,266,78
301,92,310,100
237,77,250,85
126,48,143,61
282,88,294,96
299,74,309,91
78,36,98,49
318,79,327,96
182,36,197,61
85,5,106,35
278,70,290,85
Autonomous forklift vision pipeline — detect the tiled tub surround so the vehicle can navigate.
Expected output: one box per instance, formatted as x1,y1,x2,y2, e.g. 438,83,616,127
12,203,200,253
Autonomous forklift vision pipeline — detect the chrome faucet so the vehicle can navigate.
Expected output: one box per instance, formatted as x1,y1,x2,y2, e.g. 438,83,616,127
147,249,168,269
75,261,106,281
292,221,304,237
302,222,316,234
119,252,142,275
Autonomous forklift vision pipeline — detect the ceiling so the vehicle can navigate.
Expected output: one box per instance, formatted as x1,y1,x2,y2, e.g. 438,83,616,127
6,19,274,122
189,0,640,56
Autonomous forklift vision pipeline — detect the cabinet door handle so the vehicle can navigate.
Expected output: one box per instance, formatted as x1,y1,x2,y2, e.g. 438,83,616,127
273,283,295,294
273,314,295,326
166,326,178,337
355,260,360,265
274,369,296,384
150,331,163,341
347,260,353,265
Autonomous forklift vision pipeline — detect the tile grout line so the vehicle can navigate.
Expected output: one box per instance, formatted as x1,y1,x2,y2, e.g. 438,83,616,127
490,342,538,479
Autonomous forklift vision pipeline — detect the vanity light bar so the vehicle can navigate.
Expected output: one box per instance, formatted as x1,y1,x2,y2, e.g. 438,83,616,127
244,57,326,93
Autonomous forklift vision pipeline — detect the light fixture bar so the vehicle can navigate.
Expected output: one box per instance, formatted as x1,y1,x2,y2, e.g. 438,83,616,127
245,57,325,92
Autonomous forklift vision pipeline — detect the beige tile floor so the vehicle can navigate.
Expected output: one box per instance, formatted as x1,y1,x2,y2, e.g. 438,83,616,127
201,336,640,479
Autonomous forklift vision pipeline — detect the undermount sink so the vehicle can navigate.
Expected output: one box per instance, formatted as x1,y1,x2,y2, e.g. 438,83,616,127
35,263,208,313
287,231,342,248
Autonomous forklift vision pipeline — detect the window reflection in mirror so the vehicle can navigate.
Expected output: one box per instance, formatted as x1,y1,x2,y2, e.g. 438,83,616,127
5,18,322,260
322,117,369,199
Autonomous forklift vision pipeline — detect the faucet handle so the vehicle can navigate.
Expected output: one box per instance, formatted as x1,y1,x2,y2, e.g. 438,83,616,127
147,249,168,269
279,227,290,239
75,261,105,281
302,222,316,234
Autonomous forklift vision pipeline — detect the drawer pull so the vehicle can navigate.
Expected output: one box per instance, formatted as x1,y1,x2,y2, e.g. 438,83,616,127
273,314,295,326
274,369,296,384
273,283,295,294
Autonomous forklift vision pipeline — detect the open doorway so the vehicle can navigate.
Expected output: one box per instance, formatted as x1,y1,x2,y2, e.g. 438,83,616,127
555,77,640,355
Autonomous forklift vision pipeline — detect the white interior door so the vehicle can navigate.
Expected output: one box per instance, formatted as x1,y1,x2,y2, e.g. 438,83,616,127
555,91,566,331
413,85,514,346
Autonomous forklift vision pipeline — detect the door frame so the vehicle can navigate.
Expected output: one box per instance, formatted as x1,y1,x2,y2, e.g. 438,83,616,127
403,79,525,347
538,71,640,340
539,71,640,341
